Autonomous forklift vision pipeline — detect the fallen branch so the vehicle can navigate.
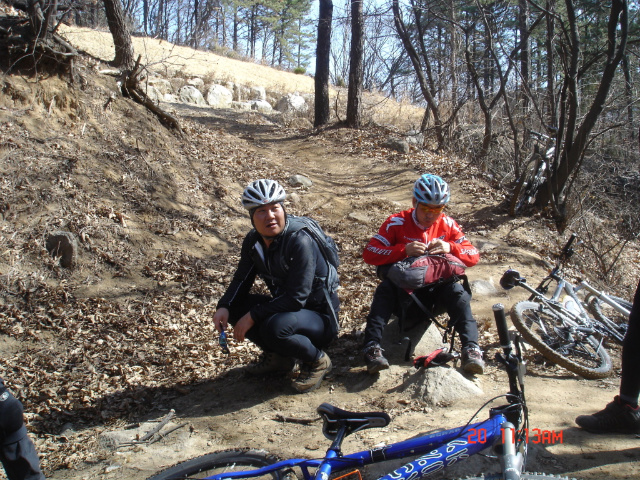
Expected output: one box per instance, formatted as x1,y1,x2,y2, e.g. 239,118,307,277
140,409,175,441
147,423,188,445
274,414,320,425
117,410,187,448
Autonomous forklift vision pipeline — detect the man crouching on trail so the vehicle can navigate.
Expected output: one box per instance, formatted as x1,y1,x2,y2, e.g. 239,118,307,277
212,179,339,393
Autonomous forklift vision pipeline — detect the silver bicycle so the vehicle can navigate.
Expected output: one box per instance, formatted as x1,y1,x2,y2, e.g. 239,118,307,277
500,234,631,379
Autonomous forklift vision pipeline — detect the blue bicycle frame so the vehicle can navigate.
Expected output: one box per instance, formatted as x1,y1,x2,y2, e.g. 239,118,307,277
205,412,519,480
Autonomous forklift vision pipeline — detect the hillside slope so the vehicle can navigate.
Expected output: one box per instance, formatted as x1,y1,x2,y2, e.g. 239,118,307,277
1,33,639,480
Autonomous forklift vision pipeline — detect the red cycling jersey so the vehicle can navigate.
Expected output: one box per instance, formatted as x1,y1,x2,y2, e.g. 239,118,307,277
362,208,479,267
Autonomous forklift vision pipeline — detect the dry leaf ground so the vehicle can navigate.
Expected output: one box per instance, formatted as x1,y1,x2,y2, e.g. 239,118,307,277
1,25,640,480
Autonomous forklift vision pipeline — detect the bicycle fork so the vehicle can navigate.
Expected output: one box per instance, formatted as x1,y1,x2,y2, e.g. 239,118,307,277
495,421,526,480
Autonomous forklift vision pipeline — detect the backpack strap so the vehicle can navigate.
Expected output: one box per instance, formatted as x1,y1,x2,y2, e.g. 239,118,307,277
406,290,458,352
323,282,340,337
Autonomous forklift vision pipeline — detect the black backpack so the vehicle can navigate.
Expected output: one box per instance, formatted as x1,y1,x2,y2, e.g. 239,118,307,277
282,215,341,335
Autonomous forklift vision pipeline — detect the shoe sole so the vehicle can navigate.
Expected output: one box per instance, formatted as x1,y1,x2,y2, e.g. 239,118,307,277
575,418,640,434
463,362,484,375
576,425,640,434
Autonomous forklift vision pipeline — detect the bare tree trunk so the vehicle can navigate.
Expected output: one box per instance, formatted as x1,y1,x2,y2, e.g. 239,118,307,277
233,5,238,51
519,0,530,114
545,0,557,127
249,5,257,58
537,0,628,231
315,0,333,128
103,0,135,69
143,0,149,34
392,0,445,148
28,0,51,39
346,0,363,128
448,0,459,132
191,0,199,48
622,55,634,140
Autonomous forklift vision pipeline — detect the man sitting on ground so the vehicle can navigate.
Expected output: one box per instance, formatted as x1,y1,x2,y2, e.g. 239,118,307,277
361,174,484,375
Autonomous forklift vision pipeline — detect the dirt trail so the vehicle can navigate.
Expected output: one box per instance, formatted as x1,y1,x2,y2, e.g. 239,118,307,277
45,106,640,480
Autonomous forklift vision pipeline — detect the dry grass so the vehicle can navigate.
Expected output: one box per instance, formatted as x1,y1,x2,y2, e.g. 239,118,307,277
60,25,314,93
59,25,424,129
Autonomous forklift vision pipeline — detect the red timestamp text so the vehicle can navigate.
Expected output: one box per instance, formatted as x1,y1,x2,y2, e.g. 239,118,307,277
466,427,563,445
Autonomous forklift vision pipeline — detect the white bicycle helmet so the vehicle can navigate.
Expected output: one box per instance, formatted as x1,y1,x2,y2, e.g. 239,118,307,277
241,179,287,210
413,174,450,205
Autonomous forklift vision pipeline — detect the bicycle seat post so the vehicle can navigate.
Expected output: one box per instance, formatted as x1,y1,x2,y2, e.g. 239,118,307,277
328,423,348,454
315,424,348,480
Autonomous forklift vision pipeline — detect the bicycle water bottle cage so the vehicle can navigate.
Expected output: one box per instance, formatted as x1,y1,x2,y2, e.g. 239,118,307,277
317,403,391,440
499,269,523,290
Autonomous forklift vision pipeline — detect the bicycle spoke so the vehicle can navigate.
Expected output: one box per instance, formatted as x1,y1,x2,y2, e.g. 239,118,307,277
511,301,611,379
587,295,631,344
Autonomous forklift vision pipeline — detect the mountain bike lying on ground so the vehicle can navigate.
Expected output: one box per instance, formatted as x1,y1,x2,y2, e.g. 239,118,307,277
500,234,632,379
148,305,575,480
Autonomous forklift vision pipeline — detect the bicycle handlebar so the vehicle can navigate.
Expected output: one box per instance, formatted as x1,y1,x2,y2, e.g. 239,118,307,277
493,303,526,401
528,130,549,142
493,303,512,354
529,126,558,141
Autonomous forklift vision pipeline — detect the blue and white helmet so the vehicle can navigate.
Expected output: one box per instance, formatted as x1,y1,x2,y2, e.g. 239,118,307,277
241,179,287,210
413,174,450,205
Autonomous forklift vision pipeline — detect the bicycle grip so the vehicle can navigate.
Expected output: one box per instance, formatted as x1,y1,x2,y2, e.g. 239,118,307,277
493,303,511,349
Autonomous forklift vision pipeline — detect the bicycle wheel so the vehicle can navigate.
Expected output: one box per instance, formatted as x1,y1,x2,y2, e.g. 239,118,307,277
511,301,611,379
147,449,295,480
587,294,632,344
455,473,579,479
509,153,543,216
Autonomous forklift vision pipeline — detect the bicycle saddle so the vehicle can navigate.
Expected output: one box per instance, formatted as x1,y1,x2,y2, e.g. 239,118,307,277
500,269,524,290
317,403,391,440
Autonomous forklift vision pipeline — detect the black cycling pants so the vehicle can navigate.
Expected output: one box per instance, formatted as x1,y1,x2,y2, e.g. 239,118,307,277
364,278,479,349
227,294,332,363
620,278,640,404
0,385,45,480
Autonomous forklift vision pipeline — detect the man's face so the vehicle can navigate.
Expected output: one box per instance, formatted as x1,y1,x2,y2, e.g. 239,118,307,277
413,199,445,228
253,202,285,238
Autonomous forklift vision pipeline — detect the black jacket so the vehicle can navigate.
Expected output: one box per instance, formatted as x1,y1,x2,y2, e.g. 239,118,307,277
217,218,340,326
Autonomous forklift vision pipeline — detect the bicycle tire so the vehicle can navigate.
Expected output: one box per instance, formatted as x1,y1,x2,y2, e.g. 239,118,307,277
509,152,546,217
454,473,579,479
146,449,295,480
509,153,543,216
586,294,632,344
511,301,611,379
